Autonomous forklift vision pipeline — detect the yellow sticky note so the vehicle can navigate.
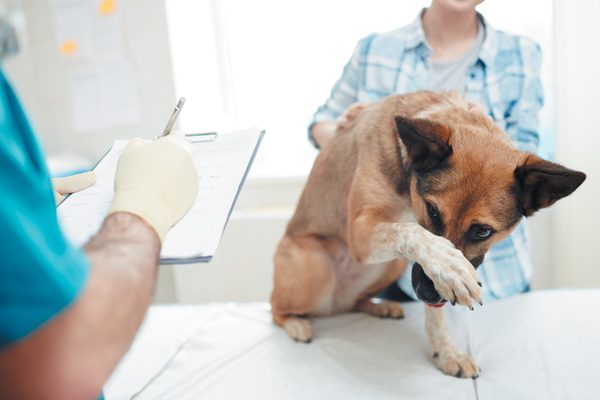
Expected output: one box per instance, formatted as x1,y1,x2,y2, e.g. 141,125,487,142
60,40,77,54
98,0,116,16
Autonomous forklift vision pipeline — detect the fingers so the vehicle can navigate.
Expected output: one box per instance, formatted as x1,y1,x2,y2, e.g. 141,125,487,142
124,135,194,156
124,137,146,151
54,191,65,204
336,102,372,134
336,114,351,133
467,101,486,114
347,101,370,116
52,171,97,195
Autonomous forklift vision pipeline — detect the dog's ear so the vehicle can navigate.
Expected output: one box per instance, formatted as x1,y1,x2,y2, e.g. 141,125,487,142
514,155,586,216
395,116,453,173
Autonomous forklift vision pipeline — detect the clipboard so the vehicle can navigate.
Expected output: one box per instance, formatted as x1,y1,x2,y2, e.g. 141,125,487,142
162,129,264,264
56,131,221,208
57,128,265,264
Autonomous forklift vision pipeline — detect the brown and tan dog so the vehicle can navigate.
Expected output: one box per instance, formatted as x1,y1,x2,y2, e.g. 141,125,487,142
270,91,586,378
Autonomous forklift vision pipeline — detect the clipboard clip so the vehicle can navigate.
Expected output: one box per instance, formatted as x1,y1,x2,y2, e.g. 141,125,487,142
185,132,219,143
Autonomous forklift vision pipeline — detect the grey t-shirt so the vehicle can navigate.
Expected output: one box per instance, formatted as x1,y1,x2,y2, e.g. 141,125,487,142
426,21,485,93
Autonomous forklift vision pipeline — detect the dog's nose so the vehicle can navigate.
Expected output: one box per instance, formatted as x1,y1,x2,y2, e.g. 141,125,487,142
469,255,485,268
411,263,446,306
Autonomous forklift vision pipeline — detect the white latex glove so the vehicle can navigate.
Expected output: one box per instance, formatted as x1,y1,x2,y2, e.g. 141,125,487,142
52,171,97,204
108,134,199,242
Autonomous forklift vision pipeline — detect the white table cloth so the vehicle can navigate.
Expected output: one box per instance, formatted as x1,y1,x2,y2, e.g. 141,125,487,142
104,289,600,400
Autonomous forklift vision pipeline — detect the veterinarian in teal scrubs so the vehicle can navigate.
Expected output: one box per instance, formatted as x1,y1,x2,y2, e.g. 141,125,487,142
0,67,91,346
0,16,199,398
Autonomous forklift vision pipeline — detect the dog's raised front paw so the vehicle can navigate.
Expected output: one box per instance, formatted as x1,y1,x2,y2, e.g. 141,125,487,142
433,350,480,379
418,235,482,309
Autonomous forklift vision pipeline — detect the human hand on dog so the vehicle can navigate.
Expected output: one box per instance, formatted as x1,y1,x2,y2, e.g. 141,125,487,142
336,102,371,134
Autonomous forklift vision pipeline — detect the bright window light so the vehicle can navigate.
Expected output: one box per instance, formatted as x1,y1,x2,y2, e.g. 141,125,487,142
165,0,554,179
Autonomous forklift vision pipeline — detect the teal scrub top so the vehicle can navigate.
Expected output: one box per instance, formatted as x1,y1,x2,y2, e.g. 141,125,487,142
0,68,90,347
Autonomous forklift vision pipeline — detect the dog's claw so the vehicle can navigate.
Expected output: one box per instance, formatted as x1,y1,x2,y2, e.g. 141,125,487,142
434,351,480,379
477,281,482,287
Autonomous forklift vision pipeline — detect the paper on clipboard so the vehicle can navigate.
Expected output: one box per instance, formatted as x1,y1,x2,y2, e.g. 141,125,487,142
57,128,264,264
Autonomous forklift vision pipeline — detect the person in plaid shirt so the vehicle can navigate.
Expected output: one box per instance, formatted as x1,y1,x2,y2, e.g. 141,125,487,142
309,0,543,302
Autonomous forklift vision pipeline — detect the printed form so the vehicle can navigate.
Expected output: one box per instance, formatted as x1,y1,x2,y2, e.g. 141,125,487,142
57,128,264,263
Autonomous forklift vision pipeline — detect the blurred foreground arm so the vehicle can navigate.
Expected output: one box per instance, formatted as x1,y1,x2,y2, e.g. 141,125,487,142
0,135,198,400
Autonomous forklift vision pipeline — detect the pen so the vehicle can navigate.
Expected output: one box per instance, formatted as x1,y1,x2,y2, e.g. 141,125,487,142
159,97,186,138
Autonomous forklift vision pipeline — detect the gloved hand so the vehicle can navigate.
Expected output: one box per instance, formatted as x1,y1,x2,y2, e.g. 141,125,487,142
52,171,97,204
108,134,199,242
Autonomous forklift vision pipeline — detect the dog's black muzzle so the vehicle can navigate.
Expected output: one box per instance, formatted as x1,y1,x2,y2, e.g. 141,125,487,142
411,263,446,306
411,256,483,306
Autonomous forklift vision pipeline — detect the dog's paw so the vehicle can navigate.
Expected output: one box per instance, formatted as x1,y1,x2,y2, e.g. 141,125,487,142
284,317,313,343
357,299,405,319
433,350,480,379
417,234,482,309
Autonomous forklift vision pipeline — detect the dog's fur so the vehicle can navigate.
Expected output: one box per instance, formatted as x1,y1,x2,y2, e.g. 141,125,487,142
270,91,585,378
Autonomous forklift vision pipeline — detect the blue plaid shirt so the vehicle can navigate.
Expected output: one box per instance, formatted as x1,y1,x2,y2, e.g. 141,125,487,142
310,11,543,301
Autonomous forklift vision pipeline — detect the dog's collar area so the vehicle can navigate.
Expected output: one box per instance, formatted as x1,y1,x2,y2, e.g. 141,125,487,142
427,303,446,308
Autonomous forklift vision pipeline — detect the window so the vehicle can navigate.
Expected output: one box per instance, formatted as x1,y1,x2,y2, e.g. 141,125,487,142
165,0,554,180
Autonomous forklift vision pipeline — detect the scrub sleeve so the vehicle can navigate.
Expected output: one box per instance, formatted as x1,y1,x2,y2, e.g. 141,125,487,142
0,68,90,348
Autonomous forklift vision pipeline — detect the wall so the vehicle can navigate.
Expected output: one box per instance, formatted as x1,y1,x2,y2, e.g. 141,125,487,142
552,0,600,286
3,0,176,161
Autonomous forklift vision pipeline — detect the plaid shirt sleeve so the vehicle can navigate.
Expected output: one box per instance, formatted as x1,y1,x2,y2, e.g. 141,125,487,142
308,36,373,148
503,39,544,154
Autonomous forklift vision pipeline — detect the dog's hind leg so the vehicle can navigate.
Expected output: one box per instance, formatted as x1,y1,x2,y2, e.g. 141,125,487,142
355,298,405,319
270,235,336,343
354,259,408,319
425,305,480,379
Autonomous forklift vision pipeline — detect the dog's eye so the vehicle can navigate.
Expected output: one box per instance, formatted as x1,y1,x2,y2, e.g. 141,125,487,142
426,202,440,220
469,225,493,241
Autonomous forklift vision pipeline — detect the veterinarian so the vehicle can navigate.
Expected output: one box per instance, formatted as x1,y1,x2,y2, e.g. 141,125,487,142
0,19,198,399
309,0,543,301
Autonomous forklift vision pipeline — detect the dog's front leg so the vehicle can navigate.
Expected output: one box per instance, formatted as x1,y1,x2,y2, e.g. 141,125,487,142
348,212,481,307
425,305,479,378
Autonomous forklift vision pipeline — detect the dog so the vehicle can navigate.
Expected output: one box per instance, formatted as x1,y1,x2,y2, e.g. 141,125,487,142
270,91,586,378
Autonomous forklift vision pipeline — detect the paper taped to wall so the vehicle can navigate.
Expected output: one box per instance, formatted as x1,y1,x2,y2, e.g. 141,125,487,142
69,59,142,132
57,127,264,264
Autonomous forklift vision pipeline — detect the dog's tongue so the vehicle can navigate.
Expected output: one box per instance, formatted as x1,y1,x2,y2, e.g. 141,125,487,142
427,302,446,308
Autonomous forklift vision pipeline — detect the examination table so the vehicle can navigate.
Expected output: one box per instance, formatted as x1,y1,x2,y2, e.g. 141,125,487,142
104,289,600,399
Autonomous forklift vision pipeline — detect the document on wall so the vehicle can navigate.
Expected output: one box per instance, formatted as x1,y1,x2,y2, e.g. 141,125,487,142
57,128,265,264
